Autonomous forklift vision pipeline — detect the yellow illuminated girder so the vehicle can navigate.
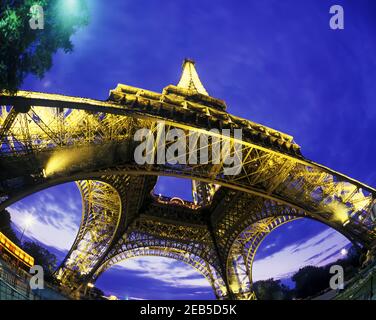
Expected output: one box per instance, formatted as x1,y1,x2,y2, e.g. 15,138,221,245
0,91,374,242
56,179,122,286
227,216,298,299
1,61,375,299
92,232,228,299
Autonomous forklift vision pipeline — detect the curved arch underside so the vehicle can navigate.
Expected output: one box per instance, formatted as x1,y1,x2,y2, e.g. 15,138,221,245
0,94,375,247
55,174,156,287
55,179,123,284
227,216,299,299
1,89,376,299
92,232,228,299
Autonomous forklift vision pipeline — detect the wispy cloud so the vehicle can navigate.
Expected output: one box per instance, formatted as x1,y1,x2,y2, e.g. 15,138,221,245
8,183,81,253
253,228,349,282
114,256,211,288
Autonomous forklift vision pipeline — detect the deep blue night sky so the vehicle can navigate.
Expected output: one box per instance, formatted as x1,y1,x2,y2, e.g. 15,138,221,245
7,0,376,299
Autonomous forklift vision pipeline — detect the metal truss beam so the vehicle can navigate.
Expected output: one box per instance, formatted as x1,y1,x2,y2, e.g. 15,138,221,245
1,63,375,299
55,179,123,287
92,231,228,299
227,216,298,299
55,175,157,289
0,101,374,247
0,107,18,143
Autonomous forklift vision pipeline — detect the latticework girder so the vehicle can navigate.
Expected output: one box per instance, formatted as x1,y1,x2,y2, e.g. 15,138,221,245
55,179,123,286
55,174,156,288
227,216,298,299
0,95,374,248
1,61,375,299
92,230,228,299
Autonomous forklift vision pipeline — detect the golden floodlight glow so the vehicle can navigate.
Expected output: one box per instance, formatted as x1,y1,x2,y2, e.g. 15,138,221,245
44,147,93,176
45,151,73,176
325,201,349,223
229,280,240,294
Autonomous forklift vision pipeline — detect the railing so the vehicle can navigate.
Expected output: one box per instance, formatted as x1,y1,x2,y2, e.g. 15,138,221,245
0,261,39,300
0,257,72,300
0,277,35,300
334,263,376,300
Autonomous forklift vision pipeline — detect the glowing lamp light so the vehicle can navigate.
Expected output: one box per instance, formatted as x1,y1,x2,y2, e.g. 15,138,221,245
87,282,94,288
64,0,78,12
23,215,35,228
341,248,348,256
19,214,35,243
326,202,349,224
343,219,350,227
56,0,82,22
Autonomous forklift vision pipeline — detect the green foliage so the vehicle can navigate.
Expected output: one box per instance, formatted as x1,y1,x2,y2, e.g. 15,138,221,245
292,248,361,299
0,0,89,92
253,278,293,300
22,240,57,280
252,247,361,300
292,265,331,299
0,209,20,245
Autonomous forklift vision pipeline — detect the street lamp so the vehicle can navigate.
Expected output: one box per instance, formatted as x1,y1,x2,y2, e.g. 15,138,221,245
20,215,35,243
84,282,95,297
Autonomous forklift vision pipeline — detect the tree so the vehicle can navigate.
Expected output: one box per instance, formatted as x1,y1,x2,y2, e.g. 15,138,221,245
253,278,293,300
346,245,362,267
0,209,20,245
292,266,331,299
90,286,105,299
0,0,89,92
22,241,57,281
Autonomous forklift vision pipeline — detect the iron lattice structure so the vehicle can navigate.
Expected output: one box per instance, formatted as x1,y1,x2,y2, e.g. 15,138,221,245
1,60,376,299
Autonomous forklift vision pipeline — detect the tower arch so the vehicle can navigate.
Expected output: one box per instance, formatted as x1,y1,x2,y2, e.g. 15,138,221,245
0,60,375,299
226,216,298,299
91,232,228,299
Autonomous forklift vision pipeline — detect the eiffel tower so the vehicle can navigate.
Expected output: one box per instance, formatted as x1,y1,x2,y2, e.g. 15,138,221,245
0,60,375,300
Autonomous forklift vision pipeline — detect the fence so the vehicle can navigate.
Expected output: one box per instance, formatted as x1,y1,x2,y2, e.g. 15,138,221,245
0,260,39,300
0,257,71,300
335,263,376,300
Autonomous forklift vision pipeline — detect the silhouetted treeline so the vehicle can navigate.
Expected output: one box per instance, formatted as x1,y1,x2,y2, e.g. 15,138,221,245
0,209,21,245
253,278,293,300
254,245,362,300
